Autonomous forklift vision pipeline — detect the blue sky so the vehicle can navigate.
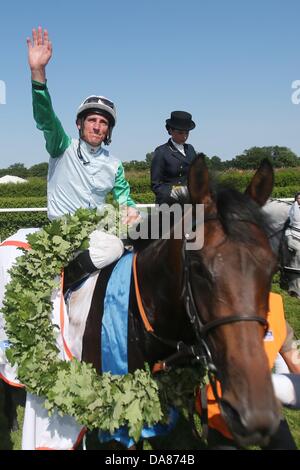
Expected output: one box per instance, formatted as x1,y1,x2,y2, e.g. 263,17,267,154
0,0,300,167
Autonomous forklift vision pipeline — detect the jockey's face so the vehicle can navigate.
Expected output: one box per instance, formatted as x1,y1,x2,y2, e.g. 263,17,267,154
77,113,109,147
296,195,300,205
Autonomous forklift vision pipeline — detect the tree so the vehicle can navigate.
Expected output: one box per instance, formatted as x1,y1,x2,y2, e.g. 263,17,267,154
28,162,49,177
233,146,300,169
210,156,223,170
145,153,153,167
270,146,300,168
6,163,28,178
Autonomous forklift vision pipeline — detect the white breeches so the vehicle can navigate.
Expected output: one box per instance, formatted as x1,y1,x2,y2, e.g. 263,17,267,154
272,373,300,409
286,235,300,297
88,229,124,269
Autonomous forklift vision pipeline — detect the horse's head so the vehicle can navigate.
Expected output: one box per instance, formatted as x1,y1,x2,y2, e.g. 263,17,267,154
186,155,280,447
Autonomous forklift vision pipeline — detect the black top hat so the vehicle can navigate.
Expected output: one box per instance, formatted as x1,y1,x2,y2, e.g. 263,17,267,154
166,111,196,131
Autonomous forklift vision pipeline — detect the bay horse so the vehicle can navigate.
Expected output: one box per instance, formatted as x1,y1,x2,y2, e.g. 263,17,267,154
81,155,281,448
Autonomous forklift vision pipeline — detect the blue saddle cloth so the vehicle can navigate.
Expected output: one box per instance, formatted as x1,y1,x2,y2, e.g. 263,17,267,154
101,251,133,374
99,251,178,447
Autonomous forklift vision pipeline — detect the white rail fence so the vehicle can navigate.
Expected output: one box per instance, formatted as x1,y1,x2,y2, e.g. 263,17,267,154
0,204,155,214
0,199,294,242
0,199,294,214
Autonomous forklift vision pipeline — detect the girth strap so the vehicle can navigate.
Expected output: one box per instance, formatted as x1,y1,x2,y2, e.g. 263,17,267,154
132,254,154,333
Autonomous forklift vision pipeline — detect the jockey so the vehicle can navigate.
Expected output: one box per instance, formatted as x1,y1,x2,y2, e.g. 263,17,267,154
27,27,140,289
195,292,299,449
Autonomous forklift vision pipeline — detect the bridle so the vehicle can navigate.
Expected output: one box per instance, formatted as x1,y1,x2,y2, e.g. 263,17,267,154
134,213,271,401
181,214,269,400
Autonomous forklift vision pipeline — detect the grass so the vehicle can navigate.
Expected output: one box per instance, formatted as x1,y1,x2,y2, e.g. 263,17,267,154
272,276,300,449
0,279,299,450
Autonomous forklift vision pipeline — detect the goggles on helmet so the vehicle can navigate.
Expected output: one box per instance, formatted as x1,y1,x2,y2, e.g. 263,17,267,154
76,95,117,127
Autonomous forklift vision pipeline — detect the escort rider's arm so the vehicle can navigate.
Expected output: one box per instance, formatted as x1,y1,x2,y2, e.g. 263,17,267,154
151,148,171,202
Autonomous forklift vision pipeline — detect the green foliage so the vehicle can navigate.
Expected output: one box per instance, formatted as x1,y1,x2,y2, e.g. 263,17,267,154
131,192,155,204
272,186,300,198
228,146,300,169
0,162,48,179
127,174,151,193
0,213,49,241
2,209,203,442
28,162,48,178
0,178,46,197
0,197,47,208
124,161,150,172
0,197,48,241
273,168,300,186
217,167,300,195
0,163,29,179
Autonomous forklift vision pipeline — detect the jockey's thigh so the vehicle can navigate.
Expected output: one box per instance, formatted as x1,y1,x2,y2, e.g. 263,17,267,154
88,229,124,269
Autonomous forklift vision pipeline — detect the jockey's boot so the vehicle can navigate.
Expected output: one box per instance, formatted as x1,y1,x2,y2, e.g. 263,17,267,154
63,250,98,293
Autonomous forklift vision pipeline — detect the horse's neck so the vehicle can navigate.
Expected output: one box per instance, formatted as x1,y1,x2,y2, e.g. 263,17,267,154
263,200,290,229
136,240,187,334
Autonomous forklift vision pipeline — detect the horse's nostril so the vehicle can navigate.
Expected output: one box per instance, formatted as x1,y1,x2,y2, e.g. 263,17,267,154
220,400,248,437
220,399,280,445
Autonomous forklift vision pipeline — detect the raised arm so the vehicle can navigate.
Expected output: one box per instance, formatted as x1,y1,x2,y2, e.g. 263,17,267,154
27,26,52,83
27,27,71,158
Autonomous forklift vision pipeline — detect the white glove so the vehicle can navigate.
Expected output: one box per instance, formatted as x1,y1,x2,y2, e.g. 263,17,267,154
170,185,188,200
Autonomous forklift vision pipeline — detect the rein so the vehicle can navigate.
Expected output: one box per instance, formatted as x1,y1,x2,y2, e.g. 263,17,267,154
132,253,200,373
132,214,269,401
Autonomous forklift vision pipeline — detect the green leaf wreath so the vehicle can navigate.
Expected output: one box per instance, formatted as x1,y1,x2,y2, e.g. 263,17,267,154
1,208,203,442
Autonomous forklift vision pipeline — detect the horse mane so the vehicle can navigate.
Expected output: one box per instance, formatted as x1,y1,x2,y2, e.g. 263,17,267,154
214,186,272,242
129,183,272,253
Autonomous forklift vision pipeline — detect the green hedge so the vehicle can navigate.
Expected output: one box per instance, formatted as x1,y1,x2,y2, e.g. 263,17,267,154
271,186,299,198
0,196,49,240
131,192,155,204
273,168,300,186
0,168,298,200
0,212,49,242
216,169,300,195
0,197,47,208
1,165,299,240
0,178,47,198
127,175,151,193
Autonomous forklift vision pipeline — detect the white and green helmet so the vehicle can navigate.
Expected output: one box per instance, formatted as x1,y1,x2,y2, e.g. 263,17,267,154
76,95,117,144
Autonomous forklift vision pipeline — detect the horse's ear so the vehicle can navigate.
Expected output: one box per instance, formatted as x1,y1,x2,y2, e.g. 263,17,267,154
245,159,274,207
188,153,213,204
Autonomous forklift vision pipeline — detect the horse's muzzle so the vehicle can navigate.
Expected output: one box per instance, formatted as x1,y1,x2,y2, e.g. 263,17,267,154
220,399,281,447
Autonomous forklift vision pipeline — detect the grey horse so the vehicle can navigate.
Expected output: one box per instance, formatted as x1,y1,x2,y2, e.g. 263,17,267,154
263,198,300,298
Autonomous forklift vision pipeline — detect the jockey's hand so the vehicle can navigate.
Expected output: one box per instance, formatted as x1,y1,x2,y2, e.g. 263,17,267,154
27,26,52,82
121,206,141,226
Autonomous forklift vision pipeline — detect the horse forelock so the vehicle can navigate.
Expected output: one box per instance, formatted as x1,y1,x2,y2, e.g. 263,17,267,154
215,187,272,242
